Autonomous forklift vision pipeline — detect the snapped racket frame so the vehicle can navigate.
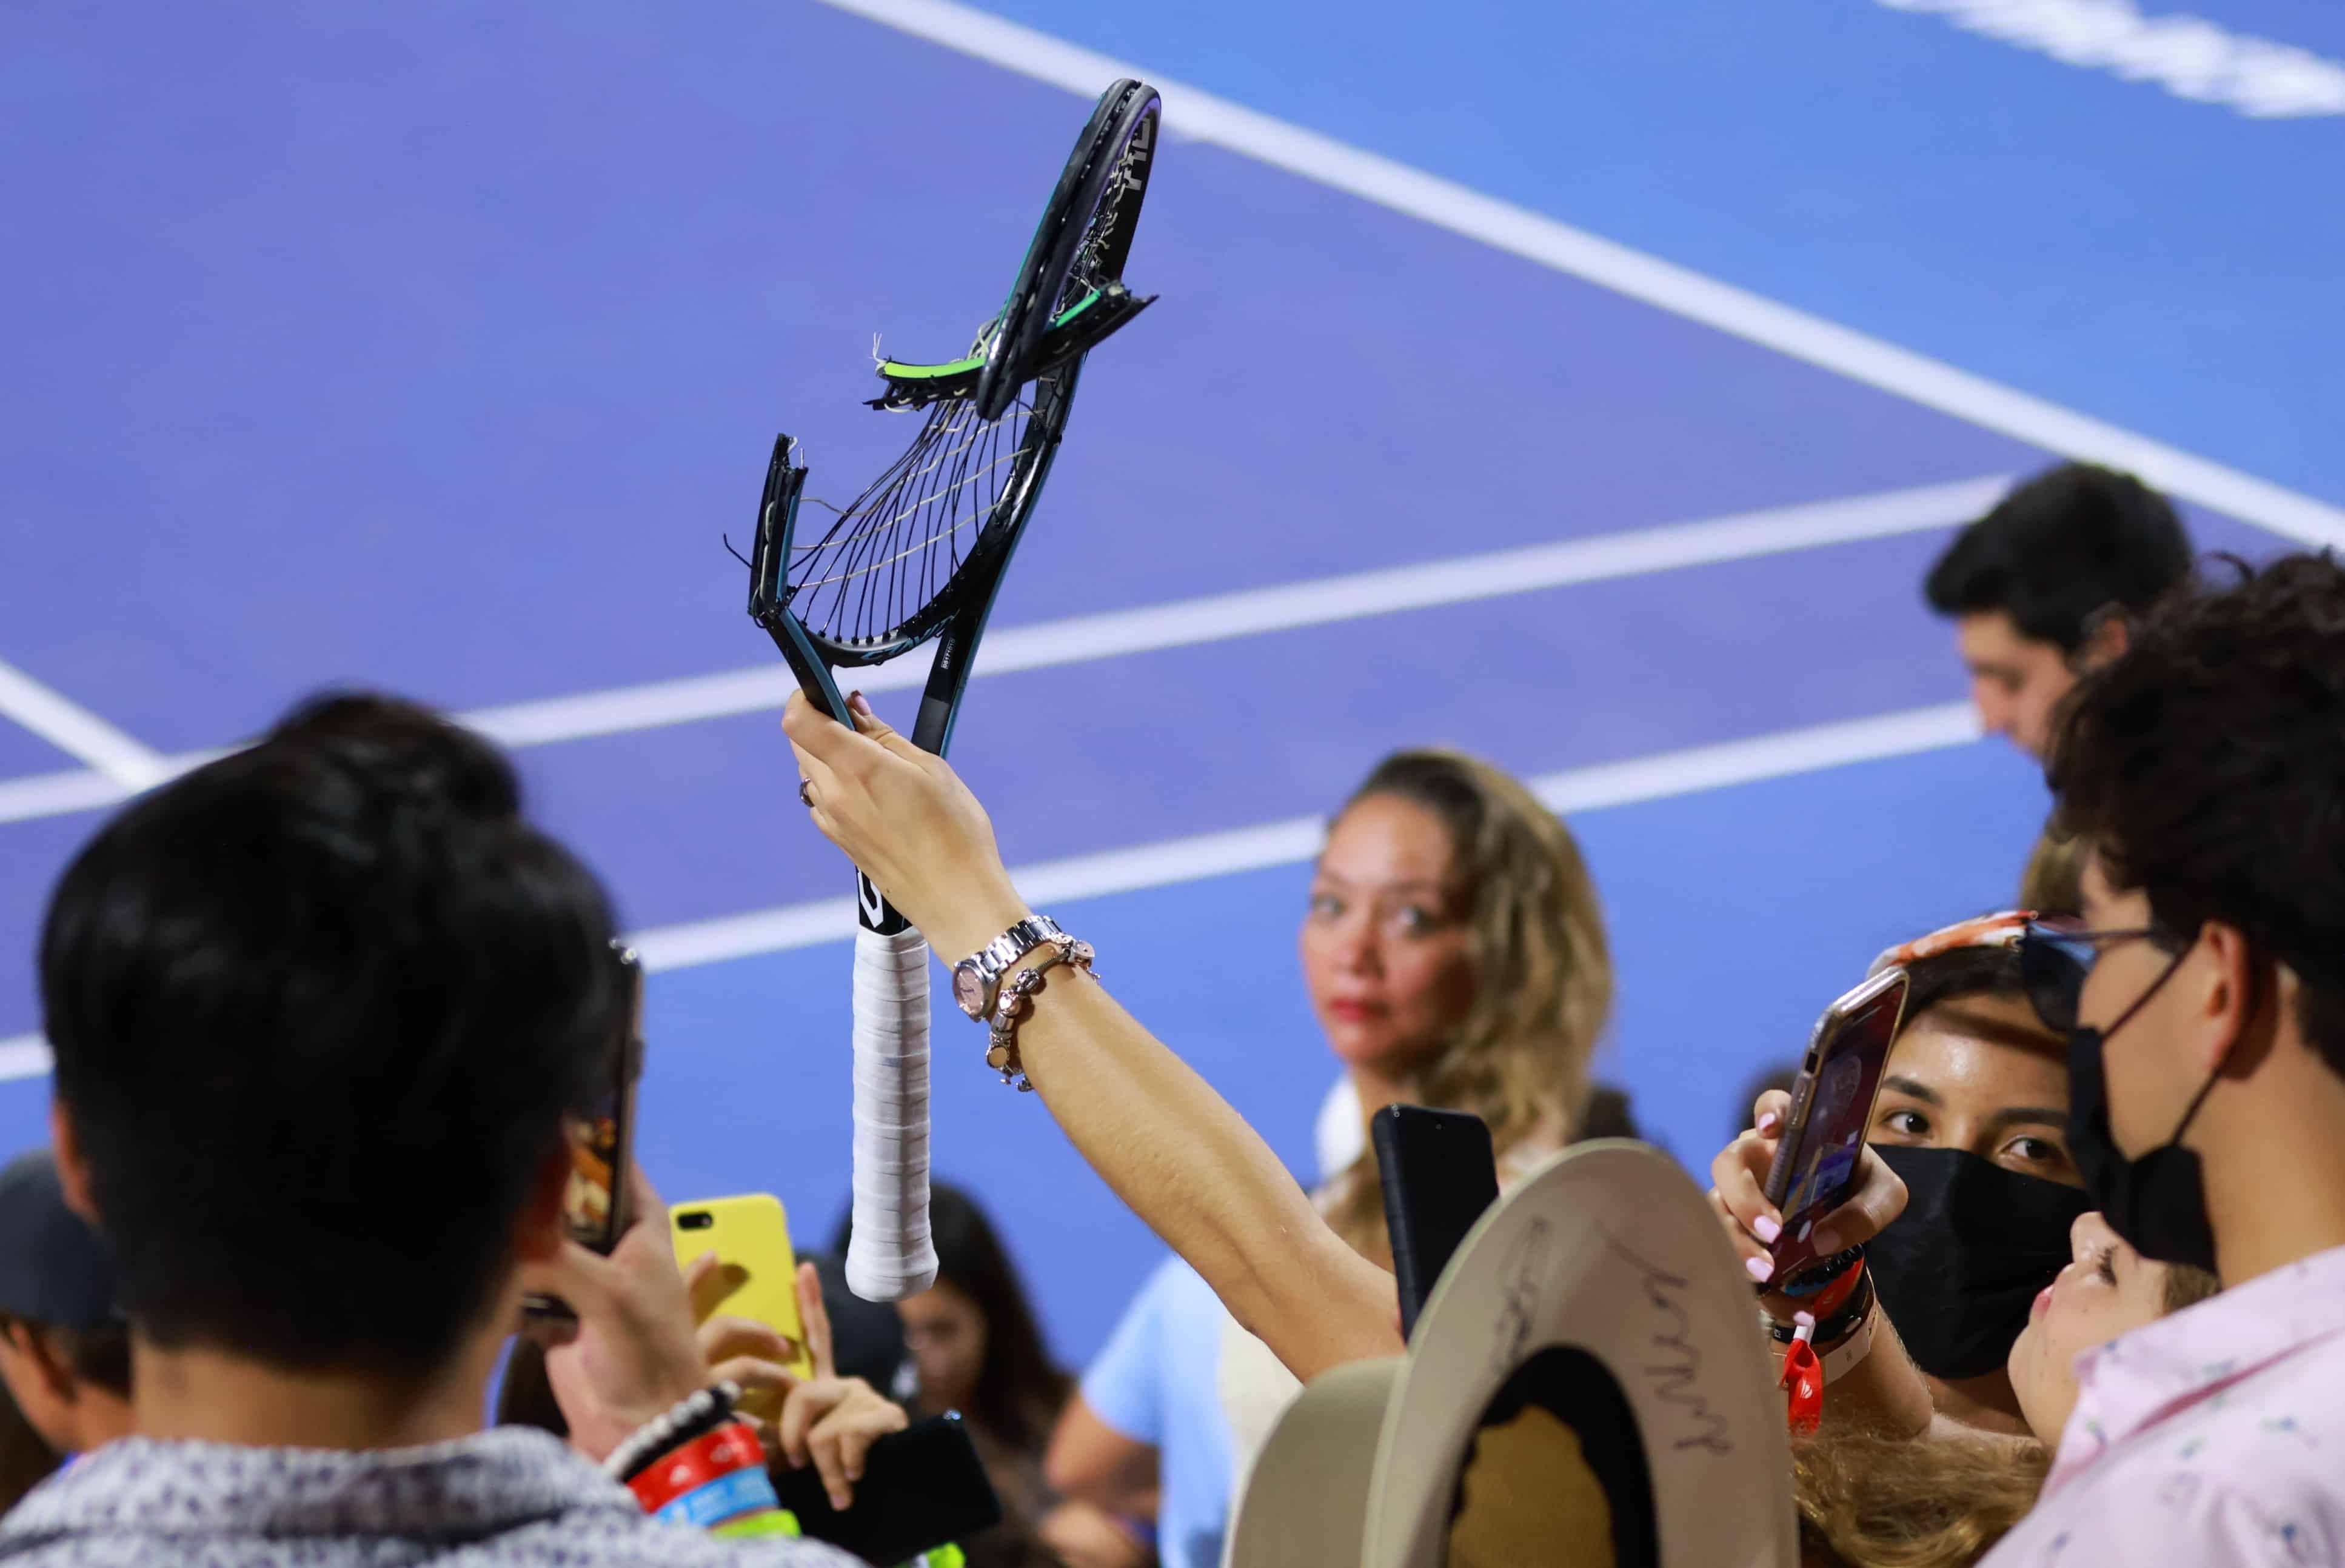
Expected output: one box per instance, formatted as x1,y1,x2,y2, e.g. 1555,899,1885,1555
744,78,1160,1301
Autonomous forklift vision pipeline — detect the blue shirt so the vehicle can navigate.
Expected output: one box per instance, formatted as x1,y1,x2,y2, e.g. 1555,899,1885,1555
1080,1256,1233,1568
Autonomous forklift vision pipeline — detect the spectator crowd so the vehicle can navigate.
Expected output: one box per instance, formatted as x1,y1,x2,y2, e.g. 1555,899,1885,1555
6,460,2344,1568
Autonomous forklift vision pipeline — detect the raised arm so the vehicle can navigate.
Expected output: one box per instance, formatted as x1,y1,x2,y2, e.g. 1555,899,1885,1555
783,693,1401,1382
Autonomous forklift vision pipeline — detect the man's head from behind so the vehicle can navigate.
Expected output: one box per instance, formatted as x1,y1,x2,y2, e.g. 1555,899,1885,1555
0,1151,130,1456
1926,463,2192,758
2050,556,2345,1261
39,693,624,1379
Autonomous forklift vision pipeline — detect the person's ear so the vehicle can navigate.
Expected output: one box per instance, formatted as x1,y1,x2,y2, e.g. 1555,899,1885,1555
1,1321,76,1405
2079,610,2132,671
2193,921,2266,1079
47,1099,101,1228
513,1132,573,1265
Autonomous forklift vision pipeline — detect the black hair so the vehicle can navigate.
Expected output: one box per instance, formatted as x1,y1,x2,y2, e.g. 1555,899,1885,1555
0,1375,56,1513
40,692,624,1376
1902,945,2030,1023
2049,554,2345,1081
834,1183,1067,1451
1923,464,2192,652
0,1314,131,1404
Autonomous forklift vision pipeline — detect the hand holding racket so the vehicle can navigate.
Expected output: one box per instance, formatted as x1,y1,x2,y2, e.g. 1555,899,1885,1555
742,79,1161,1302
782,693,1027,966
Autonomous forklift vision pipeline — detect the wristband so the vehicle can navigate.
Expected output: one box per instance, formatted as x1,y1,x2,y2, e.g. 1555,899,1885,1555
1818,1304,1877,1381
657,1466,782,1530
713,1509,804,1541
603,1381,741,1483
627,1421,764,1513
1765,1260,1871,1344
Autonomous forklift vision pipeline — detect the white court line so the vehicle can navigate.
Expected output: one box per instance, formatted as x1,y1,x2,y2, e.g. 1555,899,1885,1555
0,699,1980,1081
0,475,2003,824
812,0,2345,553
0,659,169,789
627,701,1981,973
0,1036,46,1086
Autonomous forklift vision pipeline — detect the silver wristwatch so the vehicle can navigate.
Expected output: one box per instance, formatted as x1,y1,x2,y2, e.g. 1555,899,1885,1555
951,915,1066,1021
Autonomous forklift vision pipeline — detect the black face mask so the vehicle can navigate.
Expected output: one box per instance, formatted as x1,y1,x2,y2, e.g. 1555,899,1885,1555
2064,946,2224,1274
1867,1144,2091,1380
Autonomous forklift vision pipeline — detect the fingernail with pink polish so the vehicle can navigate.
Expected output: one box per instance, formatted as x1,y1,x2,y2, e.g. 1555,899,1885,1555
1751,1214,1781,1244
1756,1111,1781,1136
848,691,872,716
1745,1255,1774,1283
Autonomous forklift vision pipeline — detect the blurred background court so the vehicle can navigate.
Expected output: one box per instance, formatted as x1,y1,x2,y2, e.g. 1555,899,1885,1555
2,0,2338,1360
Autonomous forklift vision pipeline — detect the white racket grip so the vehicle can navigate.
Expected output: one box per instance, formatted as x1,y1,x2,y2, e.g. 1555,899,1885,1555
846,924,939,1301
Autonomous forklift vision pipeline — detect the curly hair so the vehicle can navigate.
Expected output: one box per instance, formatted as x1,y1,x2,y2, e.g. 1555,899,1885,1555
1320,749,1612,1261
1795,1430,2050,1568
2048,553,2345,1081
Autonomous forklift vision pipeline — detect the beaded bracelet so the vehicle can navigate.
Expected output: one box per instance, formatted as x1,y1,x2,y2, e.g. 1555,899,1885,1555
985,935,1096,1092
602,1381,742,1485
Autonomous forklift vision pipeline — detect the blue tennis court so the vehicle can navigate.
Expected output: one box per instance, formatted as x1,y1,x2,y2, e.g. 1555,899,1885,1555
2,0,2338,1361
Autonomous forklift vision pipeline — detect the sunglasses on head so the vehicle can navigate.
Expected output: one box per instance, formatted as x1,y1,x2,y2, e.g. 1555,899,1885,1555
2016,918,2163,1035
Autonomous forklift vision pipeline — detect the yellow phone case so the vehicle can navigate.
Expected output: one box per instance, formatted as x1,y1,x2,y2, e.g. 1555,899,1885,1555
671,1193,815,1380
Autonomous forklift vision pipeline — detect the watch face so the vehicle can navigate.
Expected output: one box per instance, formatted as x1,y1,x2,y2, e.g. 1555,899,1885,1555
953,964,986,1018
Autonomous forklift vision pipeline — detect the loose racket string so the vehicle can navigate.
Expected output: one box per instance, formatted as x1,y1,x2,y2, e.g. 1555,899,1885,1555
785,387,1037,646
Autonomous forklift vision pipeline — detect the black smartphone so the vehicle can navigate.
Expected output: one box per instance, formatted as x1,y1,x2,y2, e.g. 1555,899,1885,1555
770,1412,1002,1564
1757,967,1910,1291
1373,1104,1500,1340
524,944,646,1321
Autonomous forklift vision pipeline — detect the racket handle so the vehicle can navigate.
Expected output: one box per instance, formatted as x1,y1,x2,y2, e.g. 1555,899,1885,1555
846,924,939,1301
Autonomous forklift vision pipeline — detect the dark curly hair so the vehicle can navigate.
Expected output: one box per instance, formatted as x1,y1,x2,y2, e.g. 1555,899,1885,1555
2049,553,2345,1079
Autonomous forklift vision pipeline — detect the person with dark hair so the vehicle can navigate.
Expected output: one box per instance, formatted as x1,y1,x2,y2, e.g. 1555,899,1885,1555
1708,919,2087,1438
2,692,855,1564
841,1186,1146,1568
1855,938,2086,1435
1922,462,2192,759
1719,558,2345,1564
0,1152,131,1501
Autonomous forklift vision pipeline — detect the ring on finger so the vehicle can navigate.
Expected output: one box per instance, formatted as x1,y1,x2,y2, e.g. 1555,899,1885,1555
798,778,815,809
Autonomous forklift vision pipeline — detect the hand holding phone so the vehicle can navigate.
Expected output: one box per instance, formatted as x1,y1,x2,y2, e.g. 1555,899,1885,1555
1708,969,1912,1294
524,945,646,1323
672,1195,815,1383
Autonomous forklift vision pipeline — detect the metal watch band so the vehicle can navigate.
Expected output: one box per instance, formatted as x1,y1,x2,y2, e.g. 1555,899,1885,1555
952,915,1065,1020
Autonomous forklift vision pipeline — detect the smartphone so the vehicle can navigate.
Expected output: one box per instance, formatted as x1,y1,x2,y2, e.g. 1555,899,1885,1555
671,1193,815,1380
524,944,646,1321
1758,966,1910,1291
1373,1105,1500,1341
770,1412,1002,1564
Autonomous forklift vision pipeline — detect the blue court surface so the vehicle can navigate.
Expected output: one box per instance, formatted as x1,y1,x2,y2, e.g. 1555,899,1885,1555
2,1,2340,1363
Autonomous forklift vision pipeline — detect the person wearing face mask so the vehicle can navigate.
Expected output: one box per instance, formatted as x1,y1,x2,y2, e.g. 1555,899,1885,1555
1796,1214,2221,1568
1709,914,2091,1439
1858,919,2091,1435
1720,558,2345,1564
1045,748,1614,1568
1977,556,2345,1567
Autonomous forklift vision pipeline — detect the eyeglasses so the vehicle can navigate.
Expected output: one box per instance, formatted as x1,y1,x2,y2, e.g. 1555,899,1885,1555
2016,919,2163,1034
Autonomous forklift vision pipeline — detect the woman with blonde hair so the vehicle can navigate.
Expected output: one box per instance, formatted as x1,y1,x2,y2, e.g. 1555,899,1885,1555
1300,748,1613,1258
1045,747,1617,1568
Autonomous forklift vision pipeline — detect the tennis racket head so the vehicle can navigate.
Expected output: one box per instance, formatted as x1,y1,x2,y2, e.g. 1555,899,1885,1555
972,78,1161,422
746,359,1075,684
